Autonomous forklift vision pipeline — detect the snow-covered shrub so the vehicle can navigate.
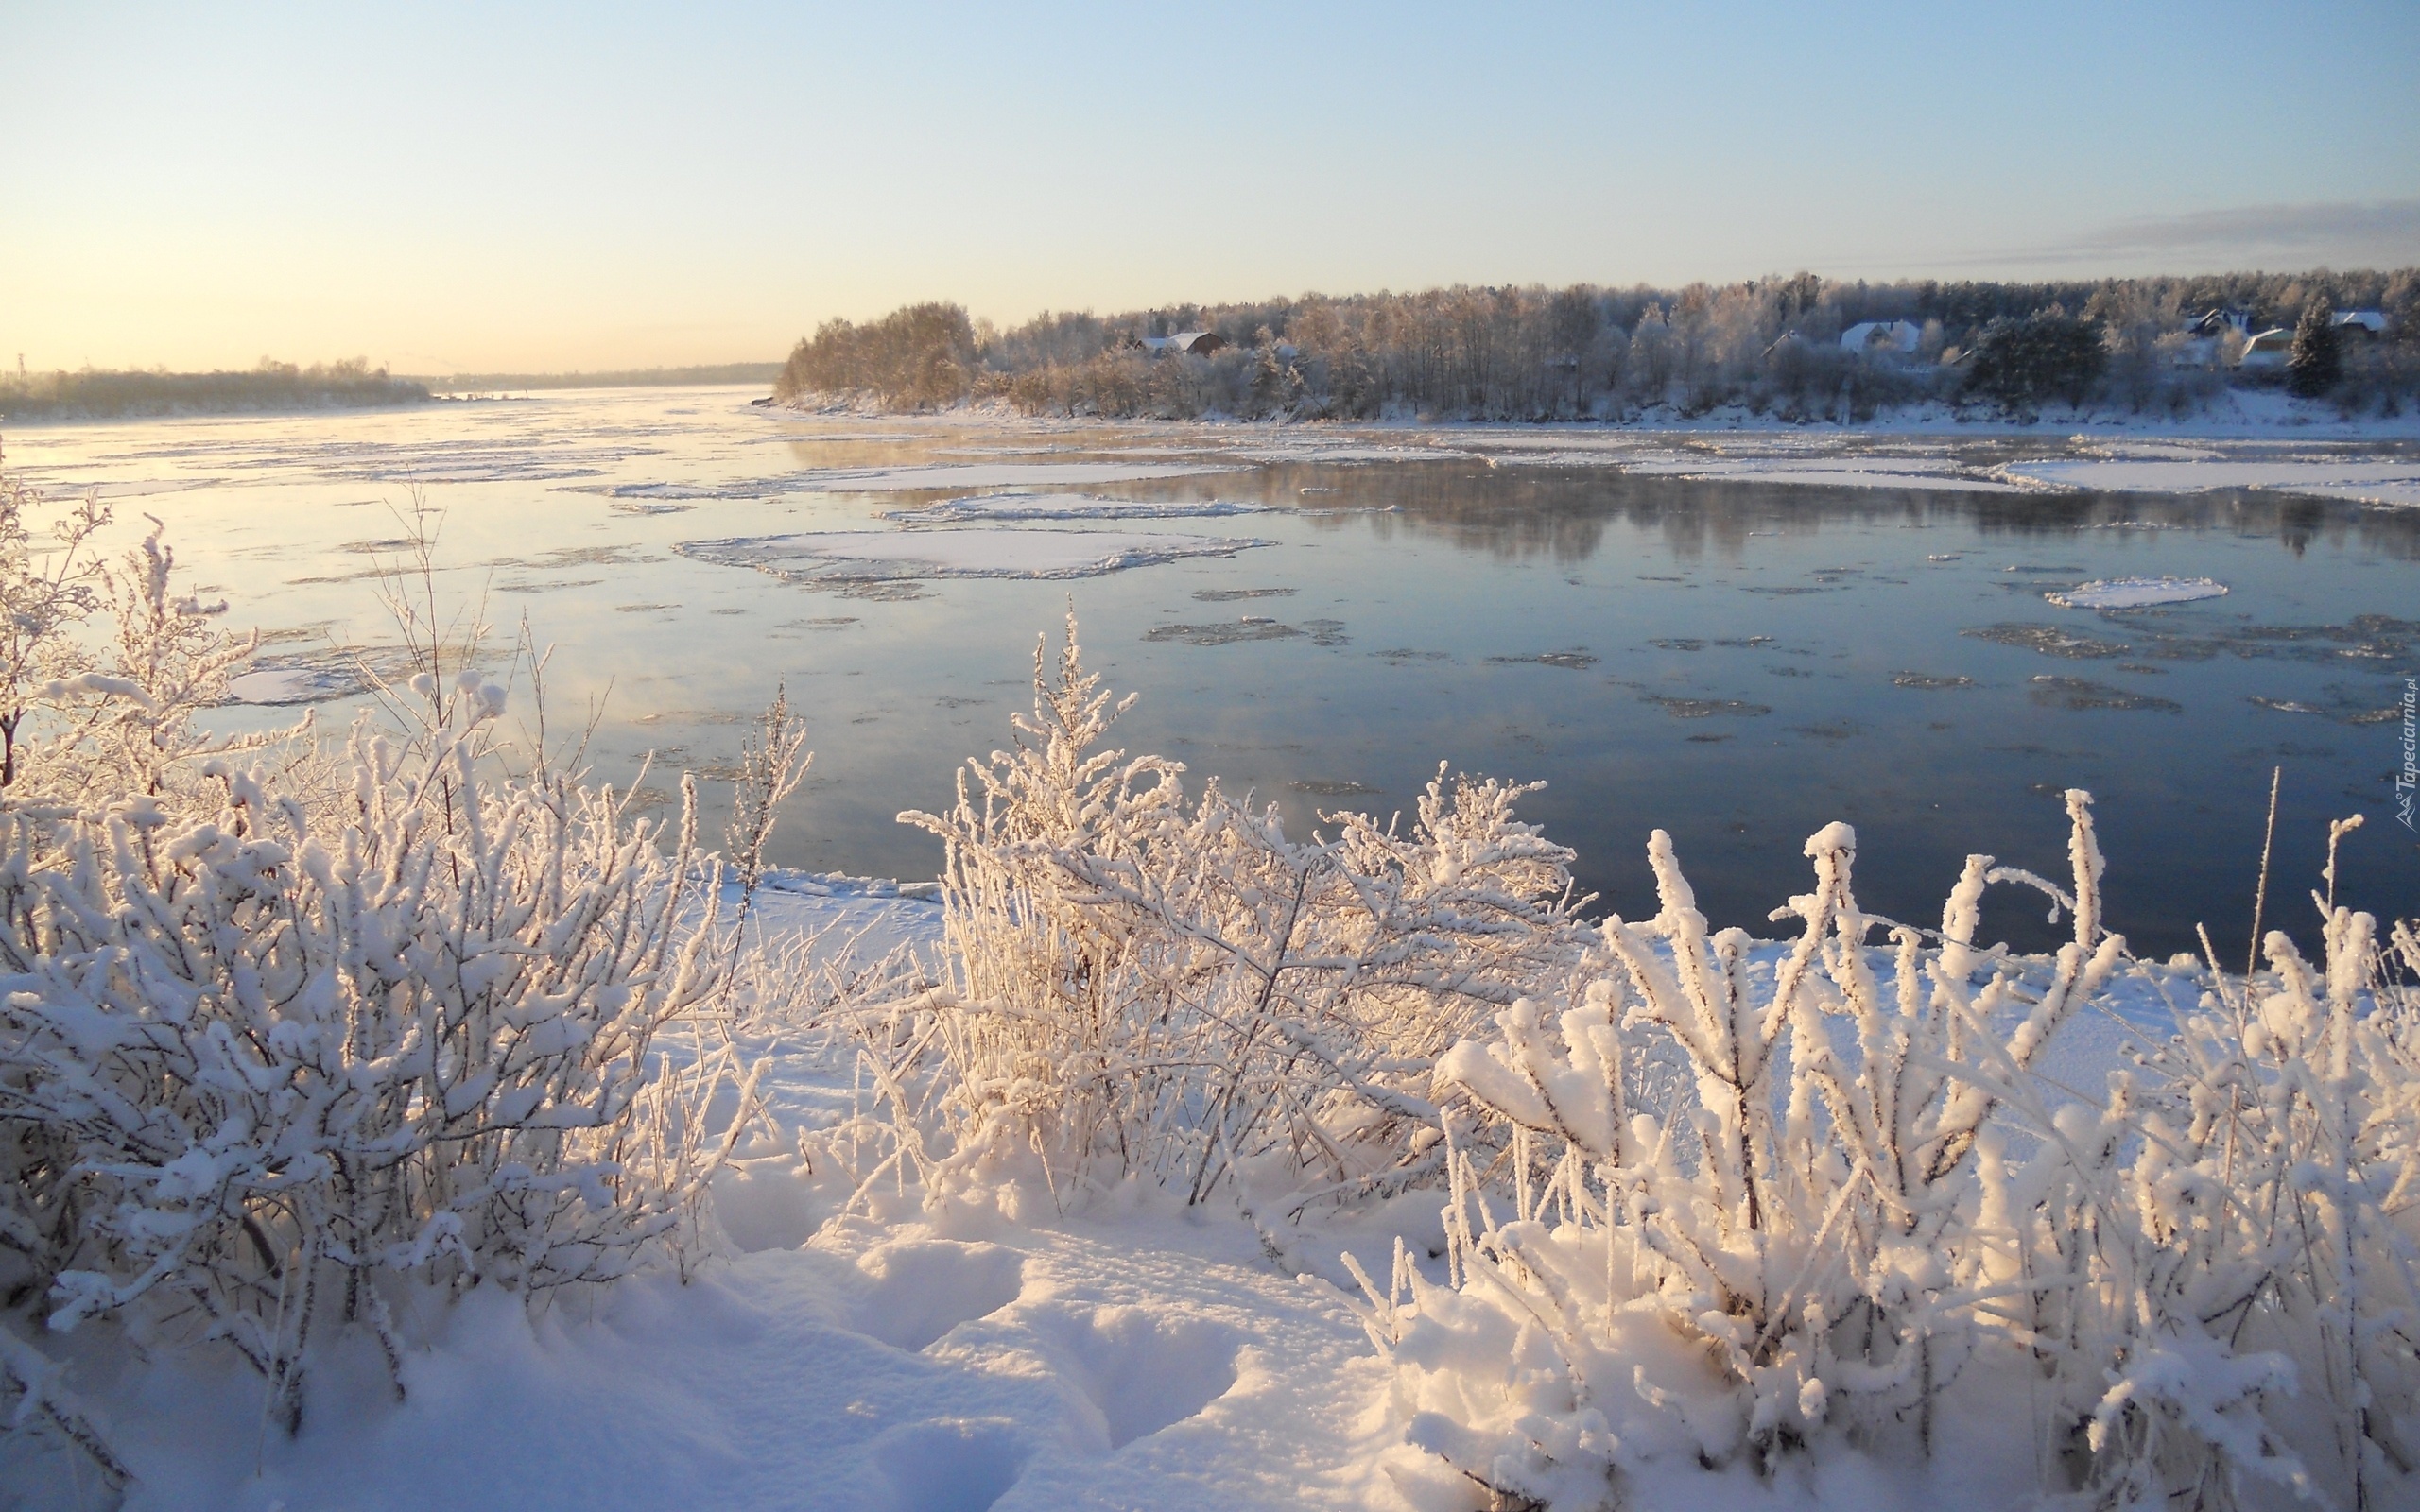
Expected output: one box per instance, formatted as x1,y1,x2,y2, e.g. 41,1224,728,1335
0,479,755,1474
863,615,1583,1226
0,721,736,1423
2079,897,2420,1507
1361,797,2419,1511
0,445,112,791
724,681,811,918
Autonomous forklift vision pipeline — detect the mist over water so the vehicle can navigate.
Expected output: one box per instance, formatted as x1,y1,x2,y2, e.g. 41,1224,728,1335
10,386,2416,957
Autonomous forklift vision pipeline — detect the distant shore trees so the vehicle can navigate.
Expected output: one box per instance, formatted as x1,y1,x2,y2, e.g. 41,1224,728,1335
773,301,977,410
0,358,429,421
774,266,2420,422
1964,308,2109,413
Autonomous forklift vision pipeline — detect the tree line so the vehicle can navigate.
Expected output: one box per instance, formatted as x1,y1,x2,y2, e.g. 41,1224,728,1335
414,361,783,393
0,358,429,421
773,266,2420,421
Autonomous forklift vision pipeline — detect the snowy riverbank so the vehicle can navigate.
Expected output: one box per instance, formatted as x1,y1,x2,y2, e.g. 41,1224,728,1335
6,864,2284,1512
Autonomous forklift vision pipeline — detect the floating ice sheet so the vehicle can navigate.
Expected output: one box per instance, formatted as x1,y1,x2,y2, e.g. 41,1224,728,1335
26,477,221,499
2030,676,2183,713
2046,576,2230,610
1144,617,1348,646
566,460,1241,501
222,646,423,705
1997,456,2420,506
675,527,1269,582
883,491,1272,524
1617,454,2033,492
225,667,350,704
571,480,764,500
1226,443,1476,463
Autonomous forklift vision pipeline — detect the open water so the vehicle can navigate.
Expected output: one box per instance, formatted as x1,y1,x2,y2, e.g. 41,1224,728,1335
10,387,2417,956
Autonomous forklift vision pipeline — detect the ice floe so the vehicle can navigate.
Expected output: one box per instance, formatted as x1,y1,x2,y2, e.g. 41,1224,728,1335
1997,456,2420,506
1616,454,2034,491
222,646,421,705
224,666,352,705
883,491,1272,524
2046,576,2230,609
569,480,767,500
569,460,1241,501
808,461,1242,490
2029,675,2183,713
26,477,221,499
675,528,1270,582
1143,617,1348,646
1225,443,1475,463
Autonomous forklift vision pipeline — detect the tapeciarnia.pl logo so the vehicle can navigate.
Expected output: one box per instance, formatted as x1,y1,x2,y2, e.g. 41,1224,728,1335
2398,676,2417,832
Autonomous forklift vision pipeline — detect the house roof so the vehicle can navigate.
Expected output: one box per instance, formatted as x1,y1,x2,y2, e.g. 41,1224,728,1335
1841,320,1920,352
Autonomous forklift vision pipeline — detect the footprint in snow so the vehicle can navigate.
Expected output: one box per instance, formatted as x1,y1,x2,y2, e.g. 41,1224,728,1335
855,1241,1027,1352
873,1417,1031,1512
1024,1304,1240,1451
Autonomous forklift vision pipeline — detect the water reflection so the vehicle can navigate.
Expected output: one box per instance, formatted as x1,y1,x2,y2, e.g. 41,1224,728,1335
10,391,2413,964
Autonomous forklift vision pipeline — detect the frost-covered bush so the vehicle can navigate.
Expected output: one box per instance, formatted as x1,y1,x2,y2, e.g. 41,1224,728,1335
0,722,735,1427
0,474,754,1478
1359,798,2419,1511
0,444,112,792
855,616,1583,1228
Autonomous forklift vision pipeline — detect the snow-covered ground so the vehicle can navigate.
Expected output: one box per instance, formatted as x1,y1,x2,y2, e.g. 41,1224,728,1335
8,881,1414,1512
8,871,2231,1512
94,1184,1404,1512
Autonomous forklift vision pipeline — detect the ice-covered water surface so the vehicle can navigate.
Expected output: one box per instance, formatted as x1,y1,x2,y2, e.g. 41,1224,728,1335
2044,576,2231,609
9,387,2416,957
675,527,1270,582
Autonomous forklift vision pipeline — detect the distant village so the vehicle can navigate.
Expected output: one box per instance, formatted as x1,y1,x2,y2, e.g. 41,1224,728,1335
1119,308,2400,374
1827,306,2390,370
776,273,2416,421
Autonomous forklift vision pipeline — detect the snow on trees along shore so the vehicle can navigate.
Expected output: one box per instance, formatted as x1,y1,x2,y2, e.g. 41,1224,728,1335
1,456,2415,1510
773,268,2420,422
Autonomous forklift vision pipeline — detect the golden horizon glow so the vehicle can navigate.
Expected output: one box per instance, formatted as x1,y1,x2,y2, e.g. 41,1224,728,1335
8,4,2418,375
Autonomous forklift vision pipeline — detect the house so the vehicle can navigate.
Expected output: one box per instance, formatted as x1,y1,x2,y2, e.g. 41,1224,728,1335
2238,328,2292,369
2187,309,2253,338
2335,309,2388,337
1840,320,1920,356
1133,331,1228,358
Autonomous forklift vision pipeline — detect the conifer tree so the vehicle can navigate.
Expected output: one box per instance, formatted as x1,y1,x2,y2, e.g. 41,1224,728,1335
2288,297,2342,397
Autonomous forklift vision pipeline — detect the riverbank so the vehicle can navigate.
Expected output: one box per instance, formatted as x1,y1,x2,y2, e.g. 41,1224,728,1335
781,386,2420,443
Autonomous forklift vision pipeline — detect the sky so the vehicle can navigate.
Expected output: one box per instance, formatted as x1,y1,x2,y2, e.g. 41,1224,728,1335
6,1,2418,374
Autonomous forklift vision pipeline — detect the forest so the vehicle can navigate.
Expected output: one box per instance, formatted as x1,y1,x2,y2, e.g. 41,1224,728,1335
773,268,2420,422
414,361,785,392
0,359,430,421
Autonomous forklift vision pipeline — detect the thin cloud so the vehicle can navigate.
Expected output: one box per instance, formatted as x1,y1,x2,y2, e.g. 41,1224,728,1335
1930,198,2420,272
2065,198,2420,256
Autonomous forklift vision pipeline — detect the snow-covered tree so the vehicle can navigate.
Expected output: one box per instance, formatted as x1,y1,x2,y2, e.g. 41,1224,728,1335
2289,298,2343,398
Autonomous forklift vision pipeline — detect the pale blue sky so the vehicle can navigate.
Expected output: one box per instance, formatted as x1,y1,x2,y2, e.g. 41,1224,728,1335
6,2,2416,371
